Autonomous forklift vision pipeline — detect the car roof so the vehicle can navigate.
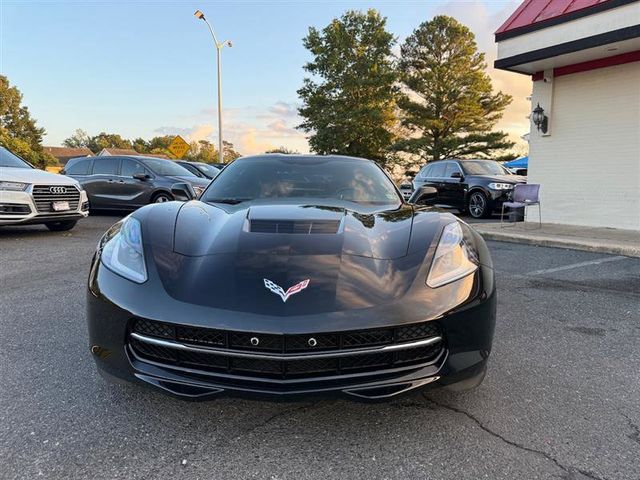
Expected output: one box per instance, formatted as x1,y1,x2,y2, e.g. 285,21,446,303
235,154,376,164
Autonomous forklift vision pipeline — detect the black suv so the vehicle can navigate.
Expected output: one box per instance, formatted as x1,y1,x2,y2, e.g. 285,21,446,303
63,156,210,211
412,159,525,218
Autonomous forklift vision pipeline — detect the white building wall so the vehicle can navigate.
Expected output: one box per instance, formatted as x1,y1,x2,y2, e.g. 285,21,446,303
528,61,640,231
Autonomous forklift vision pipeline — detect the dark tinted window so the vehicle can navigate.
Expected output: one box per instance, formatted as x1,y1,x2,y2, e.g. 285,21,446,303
141,158,196,176
195,163,220,177
92,158,119,175
428,163,445,178
444,162,461,177
461,160,510,176
202,156,400,205
121,159,146,176
418,165,430,178
0,146,32,169
65,158,92,175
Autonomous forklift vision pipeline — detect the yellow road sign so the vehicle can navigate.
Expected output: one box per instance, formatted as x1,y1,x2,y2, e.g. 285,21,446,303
167,135,190,159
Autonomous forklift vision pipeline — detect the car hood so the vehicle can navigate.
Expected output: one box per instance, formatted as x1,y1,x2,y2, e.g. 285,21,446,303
167,175,210,187
469,174,526,184
0,167,80,186
139,201,453,315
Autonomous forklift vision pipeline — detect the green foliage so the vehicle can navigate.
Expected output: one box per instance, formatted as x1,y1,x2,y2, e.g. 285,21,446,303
222,140,241,163
0,75,56,168
185,140,217,163
395,15,513,162
297,9,399,166
183,140,241,163
86,132,132,153
265,146,299,154
63,129,91,149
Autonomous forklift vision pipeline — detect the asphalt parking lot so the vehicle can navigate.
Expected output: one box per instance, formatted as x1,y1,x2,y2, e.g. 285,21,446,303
1,215,639,480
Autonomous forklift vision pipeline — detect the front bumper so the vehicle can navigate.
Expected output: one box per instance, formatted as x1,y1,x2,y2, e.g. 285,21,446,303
87,258,496,401
0,186,89,226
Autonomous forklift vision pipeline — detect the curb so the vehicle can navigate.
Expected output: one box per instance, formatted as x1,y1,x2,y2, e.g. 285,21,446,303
476,230,640,258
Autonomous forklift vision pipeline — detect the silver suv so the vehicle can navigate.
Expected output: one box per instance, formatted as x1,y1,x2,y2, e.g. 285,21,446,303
0,146,89,231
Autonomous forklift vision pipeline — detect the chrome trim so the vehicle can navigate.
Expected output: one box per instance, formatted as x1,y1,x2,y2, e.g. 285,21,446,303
129,347,447,386
130,332,442,361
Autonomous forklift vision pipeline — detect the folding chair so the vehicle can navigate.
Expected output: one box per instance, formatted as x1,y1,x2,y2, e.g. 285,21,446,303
501,184,541,229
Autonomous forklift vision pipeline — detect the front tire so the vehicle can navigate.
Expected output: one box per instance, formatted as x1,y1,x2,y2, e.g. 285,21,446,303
45,220,77,231
468,191,491,219
151,192,172,204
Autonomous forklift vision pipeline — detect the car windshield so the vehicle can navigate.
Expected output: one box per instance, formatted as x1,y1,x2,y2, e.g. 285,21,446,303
202,156,401,205
461,160,511,176
195,163,219,176
0,146,33,169
141,158,196,177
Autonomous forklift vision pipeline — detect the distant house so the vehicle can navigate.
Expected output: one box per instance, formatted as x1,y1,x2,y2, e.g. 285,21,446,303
97,148,170,159
43,146,93,166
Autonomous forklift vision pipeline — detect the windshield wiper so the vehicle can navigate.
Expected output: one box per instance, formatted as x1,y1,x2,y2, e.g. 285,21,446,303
207,197,252,205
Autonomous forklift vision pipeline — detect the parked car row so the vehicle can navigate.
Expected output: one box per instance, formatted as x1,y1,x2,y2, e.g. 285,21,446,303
0,146,217,230
2,143,527,232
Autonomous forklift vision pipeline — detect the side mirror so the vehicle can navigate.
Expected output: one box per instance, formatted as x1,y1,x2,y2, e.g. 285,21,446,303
408,186,438,205
133,173,150,181
171,183,196,201
451,171,463,179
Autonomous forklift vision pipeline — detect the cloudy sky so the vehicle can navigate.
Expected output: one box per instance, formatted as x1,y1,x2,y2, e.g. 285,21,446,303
1,0,530,154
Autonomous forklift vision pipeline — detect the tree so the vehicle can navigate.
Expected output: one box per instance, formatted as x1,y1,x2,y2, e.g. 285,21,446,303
222,140,241,163
131,137,149,153
396,16,513,162
63,129,90,149
297,9,398,165
85,132,132,153
265,146,299,154
0,75,57,168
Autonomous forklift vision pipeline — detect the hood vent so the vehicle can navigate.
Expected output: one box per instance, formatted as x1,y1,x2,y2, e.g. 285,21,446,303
250,219,341,234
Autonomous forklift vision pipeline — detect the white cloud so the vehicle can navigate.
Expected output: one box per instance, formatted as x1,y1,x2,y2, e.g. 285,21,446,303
156,100,309,155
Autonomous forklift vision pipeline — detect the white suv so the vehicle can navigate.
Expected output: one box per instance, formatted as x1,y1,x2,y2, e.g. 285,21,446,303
0,146,89,231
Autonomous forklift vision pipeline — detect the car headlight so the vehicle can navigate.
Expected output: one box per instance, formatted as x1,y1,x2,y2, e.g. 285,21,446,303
192,186,204,197
0,181,29,191
488,182,513,190
427,222,479,288
100,217,147,283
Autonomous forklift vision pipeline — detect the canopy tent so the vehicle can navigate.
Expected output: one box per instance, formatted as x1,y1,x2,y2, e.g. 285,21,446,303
504,156,528,169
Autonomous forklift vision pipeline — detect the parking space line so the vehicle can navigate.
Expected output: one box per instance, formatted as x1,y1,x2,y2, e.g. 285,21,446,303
525,256,628,276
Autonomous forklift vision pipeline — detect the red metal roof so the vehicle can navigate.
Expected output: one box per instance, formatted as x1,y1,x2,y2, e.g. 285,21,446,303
496,0,610,34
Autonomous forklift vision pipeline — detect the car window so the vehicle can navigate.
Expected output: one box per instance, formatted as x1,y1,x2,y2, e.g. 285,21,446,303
181,163,205,177
0,146,33,169
141,158,196,177
65,158,92,175
195,163,220,177
92,158,119,175
444,162,461,177
428,163,445,178
202,156,401,206
418,165,431,178
461,160,511,176
121,159,146,177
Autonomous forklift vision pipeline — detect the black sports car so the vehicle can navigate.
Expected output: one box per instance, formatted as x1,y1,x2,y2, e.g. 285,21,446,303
87,154,496,400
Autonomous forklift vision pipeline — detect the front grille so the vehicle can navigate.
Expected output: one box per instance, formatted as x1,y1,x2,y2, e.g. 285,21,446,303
250,219,341,234
32,185,80,213
129,318,443,380
0,203,31,215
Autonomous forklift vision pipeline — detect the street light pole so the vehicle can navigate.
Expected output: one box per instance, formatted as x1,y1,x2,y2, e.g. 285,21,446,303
194,10,232,164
